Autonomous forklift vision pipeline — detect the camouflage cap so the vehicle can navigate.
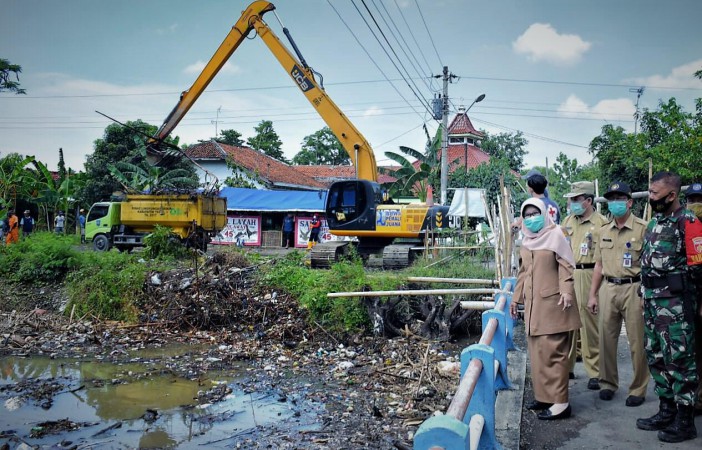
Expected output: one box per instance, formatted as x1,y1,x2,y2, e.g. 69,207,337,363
685,182,702,197
563,181,595,198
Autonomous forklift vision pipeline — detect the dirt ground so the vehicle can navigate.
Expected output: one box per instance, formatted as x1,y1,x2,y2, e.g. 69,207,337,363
0,252,478,449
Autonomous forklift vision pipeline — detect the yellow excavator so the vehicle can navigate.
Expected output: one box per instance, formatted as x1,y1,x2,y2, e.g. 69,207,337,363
147,0,453,268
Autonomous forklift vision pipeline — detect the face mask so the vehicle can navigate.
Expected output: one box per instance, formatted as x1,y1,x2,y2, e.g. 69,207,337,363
607,200,628,218
569,201,586,216
524,215,545,233
649,192,673,213
688,203,702,219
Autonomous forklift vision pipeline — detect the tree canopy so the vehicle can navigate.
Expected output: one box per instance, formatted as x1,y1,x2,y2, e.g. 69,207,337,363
588,97,702,191
80,120,198,205
479,130,527,172
215,129,245,146
292,127,350,165
247,120,287,163
0,58,26,94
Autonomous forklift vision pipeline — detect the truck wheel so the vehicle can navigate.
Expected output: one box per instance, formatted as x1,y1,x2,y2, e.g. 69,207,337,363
93,235,112,252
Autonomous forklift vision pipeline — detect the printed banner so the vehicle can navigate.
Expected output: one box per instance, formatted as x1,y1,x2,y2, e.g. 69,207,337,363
212,215,261,246
296,217,338,247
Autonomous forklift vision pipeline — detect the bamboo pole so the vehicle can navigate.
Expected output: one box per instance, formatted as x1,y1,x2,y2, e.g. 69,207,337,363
327,288,506,298
407,277,498,285
460,301,496,310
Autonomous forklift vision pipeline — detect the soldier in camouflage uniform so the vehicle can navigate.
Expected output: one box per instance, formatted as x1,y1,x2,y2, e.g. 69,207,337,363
684,182,702,416
636,172,700,443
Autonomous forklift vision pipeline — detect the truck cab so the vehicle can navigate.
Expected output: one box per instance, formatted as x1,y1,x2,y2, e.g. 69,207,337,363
86,202,120,251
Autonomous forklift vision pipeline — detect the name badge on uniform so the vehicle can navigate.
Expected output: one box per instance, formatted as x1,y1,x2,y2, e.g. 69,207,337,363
580,243,589,256
623,251,632,268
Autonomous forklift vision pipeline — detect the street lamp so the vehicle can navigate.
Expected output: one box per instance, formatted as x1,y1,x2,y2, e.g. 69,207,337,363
464,94,485,174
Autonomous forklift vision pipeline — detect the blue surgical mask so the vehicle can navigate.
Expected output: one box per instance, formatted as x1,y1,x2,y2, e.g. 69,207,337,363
524,215,545,233
608,200,628,218
569,201,585,216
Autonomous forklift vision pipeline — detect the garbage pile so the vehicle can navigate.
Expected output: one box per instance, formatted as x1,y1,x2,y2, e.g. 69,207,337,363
141,252,309,342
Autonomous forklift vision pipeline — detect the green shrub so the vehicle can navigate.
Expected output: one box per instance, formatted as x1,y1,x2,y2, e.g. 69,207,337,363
258,251,370,331
0,232,79,282
65,251,150,321
142,225,190,260
259,248,497,333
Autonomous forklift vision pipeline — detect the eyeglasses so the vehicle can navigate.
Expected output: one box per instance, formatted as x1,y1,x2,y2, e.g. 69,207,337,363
523,212,541,218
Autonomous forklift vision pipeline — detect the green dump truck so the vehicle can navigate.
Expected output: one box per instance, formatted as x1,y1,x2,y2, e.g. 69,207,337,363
86,194,227,252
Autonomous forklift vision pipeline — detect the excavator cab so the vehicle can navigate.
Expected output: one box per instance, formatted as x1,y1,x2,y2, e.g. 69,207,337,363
325,180,379,233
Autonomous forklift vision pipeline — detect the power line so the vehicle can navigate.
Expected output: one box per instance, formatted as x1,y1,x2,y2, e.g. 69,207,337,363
455,74,702,91
325,0,428,123
413,0,443,67
351,0,435,118
372,0,437,93
471,117,589,149
391,0,436,89
3,74,699,101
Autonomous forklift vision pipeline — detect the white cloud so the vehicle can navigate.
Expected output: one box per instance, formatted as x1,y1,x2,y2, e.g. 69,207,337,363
627,59,702,89
183,61,240,76
558,94,635,122
155,23,178,35
513,23,591,66
363,106,383,117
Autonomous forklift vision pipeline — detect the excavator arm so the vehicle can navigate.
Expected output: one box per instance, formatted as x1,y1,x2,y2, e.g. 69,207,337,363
148,0,377,182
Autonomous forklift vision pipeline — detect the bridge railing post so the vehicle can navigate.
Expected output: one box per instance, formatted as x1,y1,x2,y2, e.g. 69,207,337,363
414,277,516,450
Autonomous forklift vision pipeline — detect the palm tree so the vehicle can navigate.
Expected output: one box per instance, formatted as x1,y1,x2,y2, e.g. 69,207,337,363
380,128,456,202
0,154,36,214
109,151,197,193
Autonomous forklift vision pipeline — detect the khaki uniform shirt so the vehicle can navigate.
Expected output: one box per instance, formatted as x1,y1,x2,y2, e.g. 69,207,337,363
594,213,647,278
561,211,608,266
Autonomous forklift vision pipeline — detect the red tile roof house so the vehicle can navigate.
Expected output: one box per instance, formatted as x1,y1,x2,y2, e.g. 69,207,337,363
184,109,492,194
184,140,326,190
184,140,396,190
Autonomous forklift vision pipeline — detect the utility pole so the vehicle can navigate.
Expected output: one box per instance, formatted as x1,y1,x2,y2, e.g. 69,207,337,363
629,87,644,135
438,66,457,205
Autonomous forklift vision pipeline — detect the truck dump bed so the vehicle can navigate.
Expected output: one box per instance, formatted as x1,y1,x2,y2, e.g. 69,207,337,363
120,194,227,238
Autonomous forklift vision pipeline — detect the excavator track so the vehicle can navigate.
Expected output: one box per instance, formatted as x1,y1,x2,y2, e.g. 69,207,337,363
381,244,416,270
310,241,350,268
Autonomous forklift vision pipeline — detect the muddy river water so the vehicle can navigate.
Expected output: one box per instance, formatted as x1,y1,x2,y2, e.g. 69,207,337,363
0,345,323,448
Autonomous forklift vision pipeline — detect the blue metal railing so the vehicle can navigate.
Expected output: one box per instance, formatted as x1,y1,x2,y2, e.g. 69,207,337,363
414,277,517,450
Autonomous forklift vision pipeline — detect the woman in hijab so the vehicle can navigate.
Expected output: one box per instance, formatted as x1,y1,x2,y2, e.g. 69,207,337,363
510,198,581,420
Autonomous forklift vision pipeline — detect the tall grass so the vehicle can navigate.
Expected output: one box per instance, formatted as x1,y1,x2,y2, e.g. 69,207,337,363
0,232,79,282
258,249,496,332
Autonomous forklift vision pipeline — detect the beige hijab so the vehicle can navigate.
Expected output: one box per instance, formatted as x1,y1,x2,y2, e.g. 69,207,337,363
521,198,575,267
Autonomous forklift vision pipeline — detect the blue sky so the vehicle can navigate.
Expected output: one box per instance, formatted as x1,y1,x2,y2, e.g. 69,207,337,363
1,0,701,174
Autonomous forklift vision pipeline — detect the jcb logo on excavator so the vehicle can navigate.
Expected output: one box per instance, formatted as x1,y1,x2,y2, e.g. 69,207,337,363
291,65,313,92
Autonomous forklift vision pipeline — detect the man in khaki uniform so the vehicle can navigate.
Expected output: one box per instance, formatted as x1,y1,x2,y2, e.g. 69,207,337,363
562,181,608,390
587,182,649,407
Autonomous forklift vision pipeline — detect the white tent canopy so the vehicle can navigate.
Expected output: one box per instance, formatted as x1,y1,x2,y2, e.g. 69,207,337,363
448,188,487,218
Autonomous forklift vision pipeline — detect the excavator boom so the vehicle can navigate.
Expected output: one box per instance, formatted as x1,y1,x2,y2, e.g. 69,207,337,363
149,0,377,182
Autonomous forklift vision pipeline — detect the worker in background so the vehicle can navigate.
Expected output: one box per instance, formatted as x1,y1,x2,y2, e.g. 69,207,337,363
283,213,295,249
54,210,65,234
587,182,648,407
307,213,321,250
683,182,702,417
5,209,19,245
512,169,561,234
20,210,35,239
79,209,87,244
636,171,700,443
562,181,608,390
527,173,561,224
